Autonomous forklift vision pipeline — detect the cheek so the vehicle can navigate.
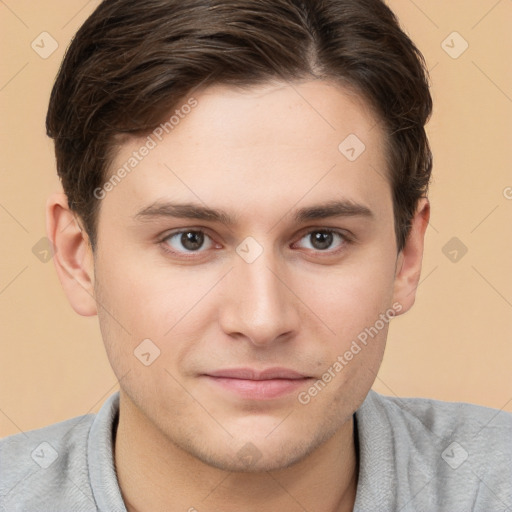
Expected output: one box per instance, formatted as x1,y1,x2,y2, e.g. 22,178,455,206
292,245,397,399
93,250,222,382
296,266,394,413
306,246,397,336
96,247,214,335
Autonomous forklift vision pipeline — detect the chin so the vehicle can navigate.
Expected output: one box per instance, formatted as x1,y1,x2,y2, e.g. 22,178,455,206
180,426,333,474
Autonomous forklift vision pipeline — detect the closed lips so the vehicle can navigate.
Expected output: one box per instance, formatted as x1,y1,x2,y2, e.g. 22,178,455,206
204,367,310,380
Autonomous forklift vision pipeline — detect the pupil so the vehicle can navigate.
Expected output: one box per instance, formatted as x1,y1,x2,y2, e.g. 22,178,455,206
182,231,204,250
312,231,332,250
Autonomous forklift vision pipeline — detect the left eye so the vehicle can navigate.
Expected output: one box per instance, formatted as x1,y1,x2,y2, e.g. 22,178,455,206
163,230,215,253
295,230,346,251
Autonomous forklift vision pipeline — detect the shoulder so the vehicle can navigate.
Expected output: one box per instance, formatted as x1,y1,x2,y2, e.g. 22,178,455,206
370,390,512,437
356,390,512,511
0,413,97,511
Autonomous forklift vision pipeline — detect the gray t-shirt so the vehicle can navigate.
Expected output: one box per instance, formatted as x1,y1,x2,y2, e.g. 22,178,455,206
1,390,511,511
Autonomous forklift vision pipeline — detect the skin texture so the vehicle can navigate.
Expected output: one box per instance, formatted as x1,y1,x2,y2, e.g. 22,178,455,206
47,80,430,512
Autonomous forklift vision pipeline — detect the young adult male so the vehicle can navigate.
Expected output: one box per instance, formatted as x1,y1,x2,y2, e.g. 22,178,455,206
1,0,511,511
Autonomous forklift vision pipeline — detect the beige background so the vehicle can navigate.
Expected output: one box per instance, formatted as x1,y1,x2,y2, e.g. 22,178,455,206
1,0,511,437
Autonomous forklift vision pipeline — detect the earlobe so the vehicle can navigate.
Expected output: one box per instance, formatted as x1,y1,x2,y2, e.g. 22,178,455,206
392,198,430,315
46,192,98,317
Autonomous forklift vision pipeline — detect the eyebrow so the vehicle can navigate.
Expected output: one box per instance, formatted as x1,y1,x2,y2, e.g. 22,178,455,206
133,199,374,225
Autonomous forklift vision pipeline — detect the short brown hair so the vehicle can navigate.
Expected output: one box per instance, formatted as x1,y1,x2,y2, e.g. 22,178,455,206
46,0,432,252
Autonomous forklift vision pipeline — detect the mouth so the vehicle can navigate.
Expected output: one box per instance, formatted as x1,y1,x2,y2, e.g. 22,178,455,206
202,367,313,400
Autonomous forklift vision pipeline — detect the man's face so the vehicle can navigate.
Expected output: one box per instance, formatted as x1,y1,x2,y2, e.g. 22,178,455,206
93,80,400,471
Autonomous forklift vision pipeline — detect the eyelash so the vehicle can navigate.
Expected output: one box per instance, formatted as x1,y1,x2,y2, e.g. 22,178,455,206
158,227,354,259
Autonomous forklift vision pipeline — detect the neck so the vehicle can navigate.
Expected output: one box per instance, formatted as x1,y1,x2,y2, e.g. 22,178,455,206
114,392,359,512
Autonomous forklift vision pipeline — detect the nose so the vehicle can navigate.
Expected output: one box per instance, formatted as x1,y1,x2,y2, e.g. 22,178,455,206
218,246,301,347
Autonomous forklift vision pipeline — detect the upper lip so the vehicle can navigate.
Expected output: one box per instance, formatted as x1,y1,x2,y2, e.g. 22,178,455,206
205,367,309,380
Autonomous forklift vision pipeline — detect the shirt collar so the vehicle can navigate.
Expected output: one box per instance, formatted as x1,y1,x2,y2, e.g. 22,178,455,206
87,391,127,512
87,388,406,512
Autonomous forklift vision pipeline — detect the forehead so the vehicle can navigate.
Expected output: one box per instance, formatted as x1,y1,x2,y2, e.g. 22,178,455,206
176,80,383,154
102,80,391,226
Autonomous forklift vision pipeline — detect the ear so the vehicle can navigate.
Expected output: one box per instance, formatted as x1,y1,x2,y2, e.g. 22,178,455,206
46,192,97,317
392,197,430,315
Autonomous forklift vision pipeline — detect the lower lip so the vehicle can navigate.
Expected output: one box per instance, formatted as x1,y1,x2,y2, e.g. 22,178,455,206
204,376,311,400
